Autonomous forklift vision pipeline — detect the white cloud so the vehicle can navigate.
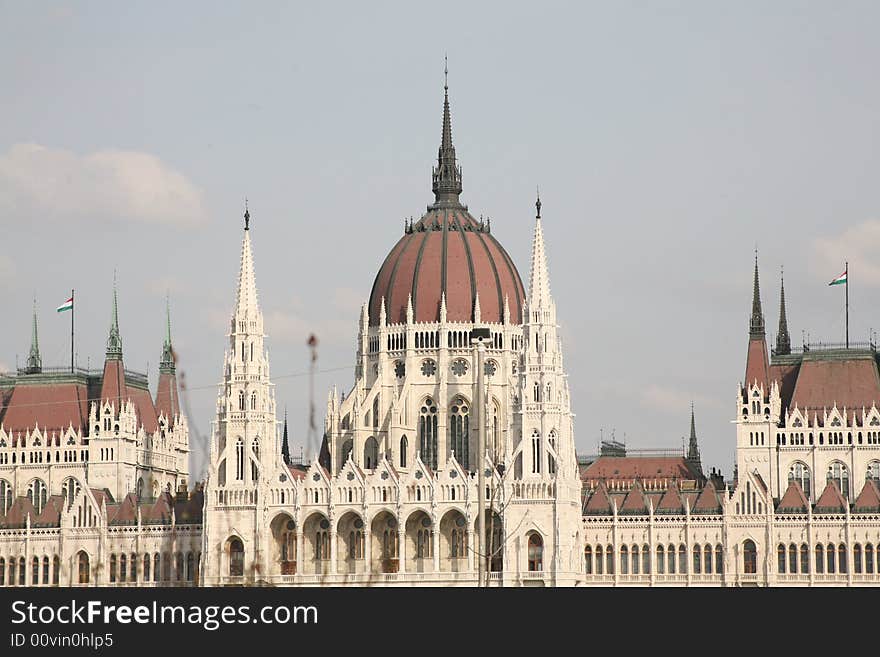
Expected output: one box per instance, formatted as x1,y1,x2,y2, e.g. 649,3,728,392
0,143,206,227
814,220,880,285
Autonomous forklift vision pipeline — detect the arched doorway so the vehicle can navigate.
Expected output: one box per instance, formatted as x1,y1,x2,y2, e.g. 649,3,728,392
270,514,297,576
439,509,468,572
743,539,757,575
227,537,244,577
337,511,366,574
475,510,504,572
405,510,434,573
370,510,398,573
302,513,331,575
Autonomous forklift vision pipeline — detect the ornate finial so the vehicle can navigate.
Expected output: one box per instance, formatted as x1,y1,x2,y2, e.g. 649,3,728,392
536,186,542,219
444,54,448,91
244,198,250,231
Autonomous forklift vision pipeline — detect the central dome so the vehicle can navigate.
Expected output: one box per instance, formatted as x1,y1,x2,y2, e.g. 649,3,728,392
368,79,525,326
369,209,525,326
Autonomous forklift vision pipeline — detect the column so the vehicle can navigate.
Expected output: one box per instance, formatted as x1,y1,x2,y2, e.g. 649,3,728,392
364,528,372,575
397,527,406,575
467,527,475,574
295,528,304,577
329,528,337,575
433,521,440,573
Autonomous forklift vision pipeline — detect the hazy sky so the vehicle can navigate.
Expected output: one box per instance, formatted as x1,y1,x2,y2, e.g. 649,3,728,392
2,1,879,479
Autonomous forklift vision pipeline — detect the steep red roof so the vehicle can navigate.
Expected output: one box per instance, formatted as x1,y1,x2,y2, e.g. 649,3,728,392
692,481,722,513
745,337,770,392
0,496,36,527
583,483,613,515
141,492,173,525
127,385,158,434
368,207,525,326
287,463,308,481
655,483,685,514
107,493,138,525
790,356,880,413
580,456,696,482
777,480,809,513
853,479,880,513
814,481,848,513
0,382,90,435
155,371,180,422
769,362,800,410
100,359,127,409
619,482,648,514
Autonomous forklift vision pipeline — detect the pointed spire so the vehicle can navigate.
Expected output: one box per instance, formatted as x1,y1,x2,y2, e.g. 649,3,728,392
503,294,511,325
776,266,791,355
234,206,261,321
439,291,447,323
473,291,481,323
25,298,41,374
406,293,414,324
749,251,765,338
281,407,291,466
686,404,703,476
528,193,552,311
106,273,123,360
431,58,463,208
159,294,175,373
379,296,387,326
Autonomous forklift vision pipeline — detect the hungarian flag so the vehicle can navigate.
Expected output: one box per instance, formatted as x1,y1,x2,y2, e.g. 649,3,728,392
828,270,847,286
56,297,73,313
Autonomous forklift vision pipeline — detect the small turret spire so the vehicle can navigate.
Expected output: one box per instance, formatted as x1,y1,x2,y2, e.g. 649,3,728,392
281,407,291,466
25,297,41,374
431,59,463,208
159,294,175,373
776,266,791,355
528,198,552,311
749,250,765,338
687,403,703,476
106,273,123,360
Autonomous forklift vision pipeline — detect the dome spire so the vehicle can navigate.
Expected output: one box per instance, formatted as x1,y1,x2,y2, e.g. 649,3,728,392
106,272,123,360
431,57,462,208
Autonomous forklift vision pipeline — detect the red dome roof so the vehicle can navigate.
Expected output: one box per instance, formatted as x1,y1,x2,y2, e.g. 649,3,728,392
369,208,525,326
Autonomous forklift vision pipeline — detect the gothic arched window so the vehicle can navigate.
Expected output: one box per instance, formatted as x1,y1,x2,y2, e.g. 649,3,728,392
743,540,757,574
238,390,245,411
251,392,257,410
449,396,470,470
527,533,543,572
827,461,850,499
400,435,408,468
62,477,81,509
364,437,378,470
788,462,812,499
251,439,260,482
235,438,244,481
419,398,438,470
0,479,13,514
548,429,557,475
531,430,541,474
867,460,880,481
27,479,48,515
229,538,244,577
341,439,353,464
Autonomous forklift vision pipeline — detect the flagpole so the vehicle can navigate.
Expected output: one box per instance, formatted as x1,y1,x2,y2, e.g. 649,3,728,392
845,262,849,350
71,288,75,373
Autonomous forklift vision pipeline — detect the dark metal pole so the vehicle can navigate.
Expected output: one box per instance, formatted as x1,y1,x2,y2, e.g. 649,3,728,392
845,262,849,349
71,288,75,372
